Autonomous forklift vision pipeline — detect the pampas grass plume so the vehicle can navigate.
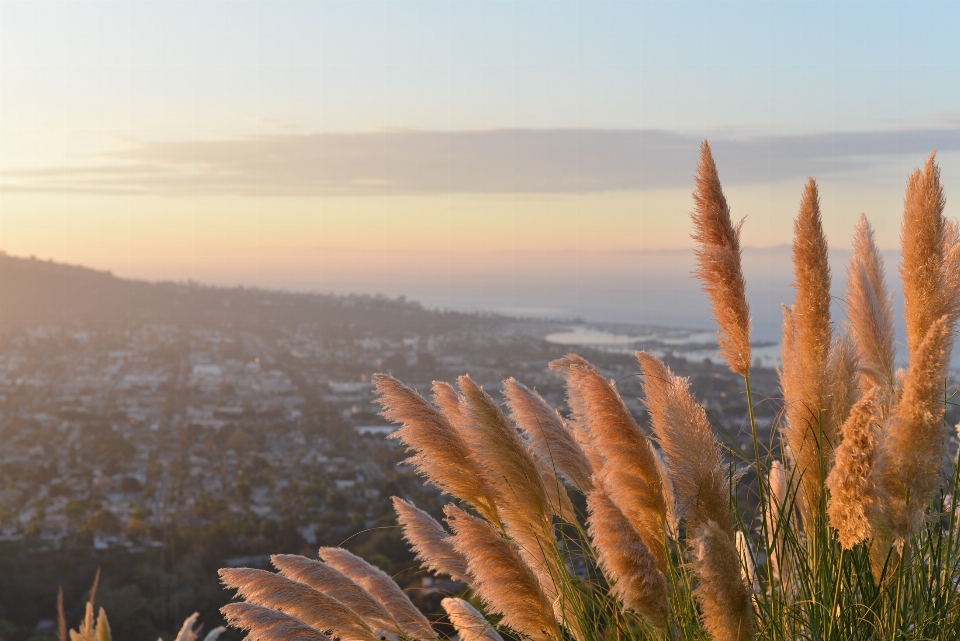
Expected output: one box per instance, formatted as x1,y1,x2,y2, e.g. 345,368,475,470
942,218,960,330
173,613,199,641
586,484,668,628
826,389,881,549
880,316,952,539
455,375,564,597
441,598,505,641
901,153,951,355
219,568,380,641
373,374,499,524
216,147,960,641
392,497,469,582
70,571,100,641
846,214,895,393
825,333,860,435
202,628,226,641
766,460,790,581
432,380,463,420
94,609,110,641
652,446,678,531
503,378,594,492
529,447,577,519
735,532,758,595
636,351,732,538
691,140,752,377
445,504,560,641
320,547,438,641
270,555,397,635
550,354,668,567
768,461,789,511
792,179,833,370
691,521,756,641
780,179,834,520
456,375,554,523
221,603,330,641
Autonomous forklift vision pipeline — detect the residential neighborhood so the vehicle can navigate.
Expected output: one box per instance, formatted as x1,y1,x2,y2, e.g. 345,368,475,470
0,255,798,638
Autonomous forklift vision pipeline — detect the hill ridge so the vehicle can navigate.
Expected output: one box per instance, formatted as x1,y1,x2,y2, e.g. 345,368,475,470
0,252,498,334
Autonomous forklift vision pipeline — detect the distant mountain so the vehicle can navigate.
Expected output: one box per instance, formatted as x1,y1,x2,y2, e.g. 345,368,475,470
0,252,505,334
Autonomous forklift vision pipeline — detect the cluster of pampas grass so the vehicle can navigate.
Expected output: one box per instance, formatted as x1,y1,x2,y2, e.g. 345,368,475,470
59,571,224,641
219,144,960,640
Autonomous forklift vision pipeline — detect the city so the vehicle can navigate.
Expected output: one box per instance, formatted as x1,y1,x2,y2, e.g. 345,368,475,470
0,254,789,639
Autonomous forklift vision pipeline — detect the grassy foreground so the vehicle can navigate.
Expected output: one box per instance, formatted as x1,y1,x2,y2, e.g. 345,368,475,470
204,144,960,640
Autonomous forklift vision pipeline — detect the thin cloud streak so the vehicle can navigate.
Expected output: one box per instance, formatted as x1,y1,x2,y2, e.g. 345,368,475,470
3,127,960,196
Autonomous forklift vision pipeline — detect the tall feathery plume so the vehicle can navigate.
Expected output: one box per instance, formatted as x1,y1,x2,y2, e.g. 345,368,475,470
561,408,606,475
529,446,577,519
586,483,668,628
441,598,505,641
392,497,470,582
846,214,896,396
455,375,554,524
503,378,594,492
691,521,756,641
824,332,861,438
70,571,100,641
454,376,567,602
879,317,952,540
652,447,678,531
549,354,668,569
868,526,899,584
373,374,499,524
456,378,585,639
873,151,960,550
901,152,954,356
735,531,759,595
270,555,398,635
942,218,960,331
94,609,111,641
766,461,790,582
486,380,577,519
691,140,752,377
437,379,566,520
219,568,380,641
432,381,465,426
69,609,92,641
636,352,733,538
897,152,960,375
69,607,91,641
320,547,438,641
173,613,199,641
825,389,882,549
221,603,330,641
780,179,834,522
445,504,560,641
203,628,226,641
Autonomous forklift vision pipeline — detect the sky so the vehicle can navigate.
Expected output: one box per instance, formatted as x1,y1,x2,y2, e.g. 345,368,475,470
2,0,960,332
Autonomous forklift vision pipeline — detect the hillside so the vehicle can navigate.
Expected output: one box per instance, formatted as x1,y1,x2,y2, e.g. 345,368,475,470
0,253,506,335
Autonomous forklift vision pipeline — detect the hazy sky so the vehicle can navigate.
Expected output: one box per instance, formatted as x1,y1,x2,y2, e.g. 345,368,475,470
1,1,959,326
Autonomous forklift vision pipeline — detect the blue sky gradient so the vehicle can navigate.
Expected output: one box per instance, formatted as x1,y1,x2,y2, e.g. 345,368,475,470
1,1,959,327
3,1,959,137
